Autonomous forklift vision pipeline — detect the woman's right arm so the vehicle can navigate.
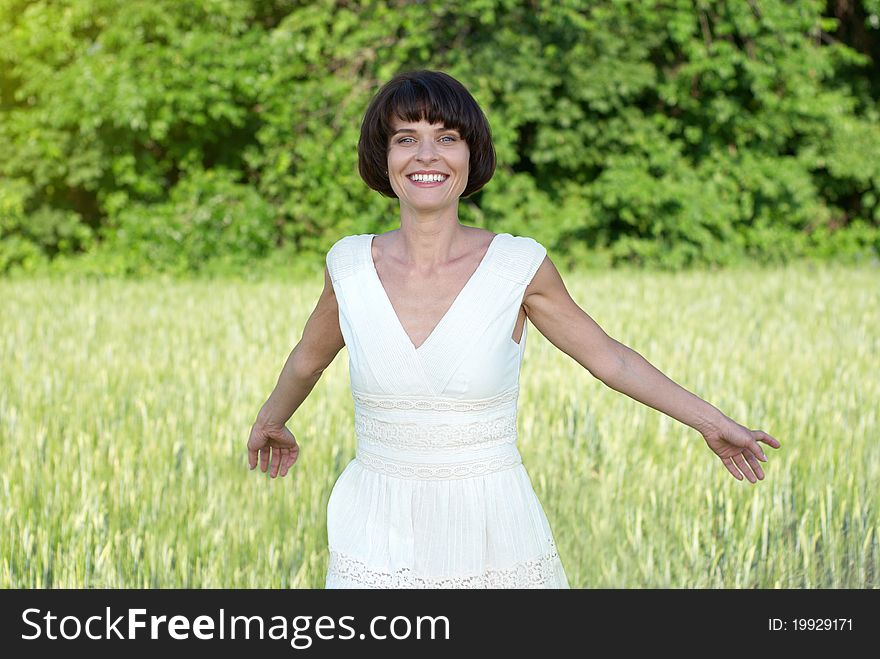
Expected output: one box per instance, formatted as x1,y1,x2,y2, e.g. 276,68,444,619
254,263,345,430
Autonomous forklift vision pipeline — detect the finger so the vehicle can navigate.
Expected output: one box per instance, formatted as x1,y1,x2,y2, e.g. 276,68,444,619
260,446,270,472
756,431,781,449
247,435,260,470
722,457,743,480
281,448,294,477
278,448,288,478
270,446,283,478
750,436,768,462
743,450,765,480
732,452,756,483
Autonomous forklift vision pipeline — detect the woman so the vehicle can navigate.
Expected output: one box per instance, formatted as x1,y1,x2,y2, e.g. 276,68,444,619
247,70,781,588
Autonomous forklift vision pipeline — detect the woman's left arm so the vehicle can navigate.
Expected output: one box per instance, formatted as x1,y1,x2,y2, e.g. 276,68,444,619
523,255,781,483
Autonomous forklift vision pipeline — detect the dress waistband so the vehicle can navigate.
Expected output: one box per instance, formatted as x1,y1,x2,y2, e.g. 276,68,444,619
351,386,519,417
355,442,523,481
354,409,518,451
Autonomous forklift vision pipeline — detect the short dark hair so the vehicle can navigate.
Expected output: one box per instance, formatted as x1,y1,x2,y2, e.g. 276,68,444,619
358,69,496,199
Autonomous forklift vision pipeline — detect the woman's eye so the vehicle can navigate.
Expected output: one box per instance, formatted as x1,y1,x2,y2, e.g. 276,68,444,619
397,136,457,144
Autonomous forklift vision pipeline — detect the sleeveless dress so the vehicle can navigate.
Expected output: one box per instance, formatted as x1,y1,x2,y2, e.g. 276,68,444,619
323,232,570,588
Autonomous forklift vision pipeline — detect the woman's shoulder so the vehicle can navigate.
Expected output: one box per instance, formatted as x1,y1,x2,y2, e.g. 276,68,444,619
326,233,372,283
488,233,547,285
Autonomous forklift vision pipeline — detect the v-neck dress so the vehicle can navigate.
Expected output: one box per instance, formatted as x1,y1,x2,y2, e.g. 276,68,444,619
323,232,569,588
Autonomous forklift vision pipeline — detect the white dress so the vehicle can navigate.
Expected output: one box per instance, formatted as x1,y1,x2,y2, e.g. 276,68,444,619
323,232,570,588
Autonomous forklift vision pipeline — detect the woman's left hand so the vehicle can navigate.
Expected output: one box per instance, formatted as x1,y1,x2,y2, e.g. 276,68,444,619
701,418,781,483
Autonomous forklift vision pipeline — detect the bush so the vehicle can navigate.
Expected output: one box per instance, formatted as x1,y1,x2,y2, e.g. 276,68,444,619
92,168,277,276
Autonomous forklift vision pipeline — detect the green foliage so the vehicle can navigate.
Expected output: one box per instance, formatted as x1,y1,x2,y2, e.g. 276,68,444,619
91,168,277,276
1,0,879,275
0,177,94,272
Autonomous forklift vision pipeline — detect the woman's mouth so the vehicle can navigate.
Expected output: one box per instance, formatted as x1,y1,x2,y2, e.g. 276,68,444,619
406,174,449,188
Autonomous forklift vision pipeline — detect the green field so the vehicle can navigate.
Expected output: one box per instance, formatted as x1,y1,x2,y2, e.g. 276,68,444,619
1,262,878,588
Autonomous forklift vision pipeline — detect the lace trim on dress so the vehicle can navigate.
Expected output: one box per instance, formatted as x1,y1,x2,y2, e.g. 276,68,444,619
352,387,518,412
355,446,522,480
326,537,564,588
355,413,518,450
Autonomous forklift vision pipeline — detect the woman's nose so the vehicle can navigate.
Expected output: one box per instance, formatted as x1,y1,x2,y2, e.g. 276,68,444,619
416,140,439,161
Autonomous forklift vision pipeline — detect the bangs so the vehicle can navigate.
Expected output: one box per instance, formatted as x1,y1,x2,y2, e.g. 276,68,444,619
382,83,477,146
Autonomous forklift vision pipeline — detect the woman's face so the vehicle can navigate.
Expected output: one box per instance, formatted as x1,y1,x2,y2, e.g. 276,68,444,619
386,116,470,209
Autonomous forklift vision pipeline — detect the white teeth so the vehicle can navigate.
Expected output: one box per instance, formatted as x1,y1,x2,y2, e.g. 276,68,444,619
409,174,447,182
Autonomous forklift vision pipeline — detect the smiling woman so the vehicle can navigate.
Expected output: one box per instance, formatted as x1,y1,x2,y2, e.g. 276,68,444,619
247,69,781,591
318,70,570,589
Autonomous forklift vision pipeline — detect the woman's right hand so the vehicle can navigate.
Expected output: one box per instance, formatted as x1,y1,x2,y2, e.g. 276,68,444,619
247,421,300,478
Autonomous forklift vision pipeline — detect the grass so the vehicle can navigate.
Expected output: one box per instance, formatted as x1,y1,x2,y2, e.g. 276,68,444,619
1,260,877,587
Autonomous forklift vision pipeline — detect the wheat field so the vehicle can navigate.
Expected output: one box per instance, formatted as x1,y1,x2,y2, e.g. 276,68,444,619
1,261,877,588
